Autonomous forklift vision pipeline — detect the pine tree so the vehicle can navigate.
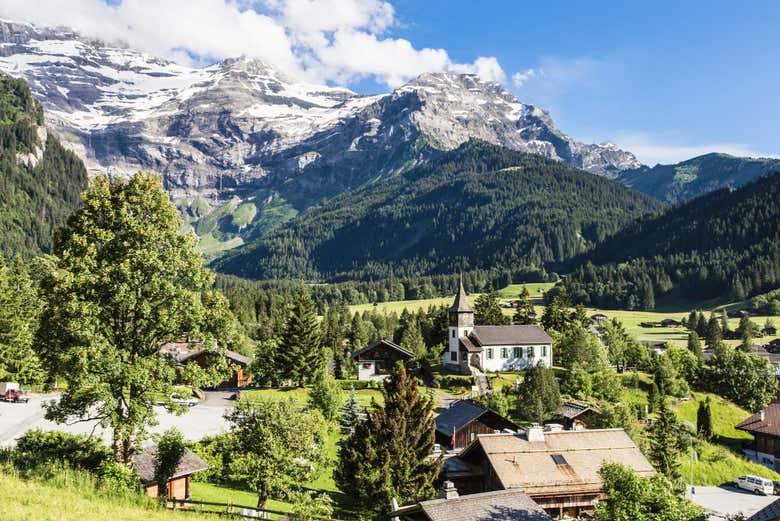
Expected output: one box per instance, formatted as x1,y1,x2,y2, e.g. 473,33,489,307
335,363,441,514
517,361,561,423
696,397,713,440
400,319,427,358
340,384,362,433
705,316,722,347
739,327,754,353
512,287,537,325
696,312,708,337
349,312,369,350
474,291,510,325
720,310,730,335
278,285,322,386
648,397,683,483
686,331,703,361
648,381,660,414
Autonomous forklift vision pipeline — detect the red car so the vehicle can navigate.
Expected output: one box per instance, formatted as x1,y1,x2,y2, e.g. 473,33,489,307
1,388,30,403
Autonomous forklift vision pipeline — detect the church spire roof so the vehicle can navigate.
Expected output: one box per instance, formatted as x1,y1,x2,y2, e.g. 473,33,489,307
449,275,473,313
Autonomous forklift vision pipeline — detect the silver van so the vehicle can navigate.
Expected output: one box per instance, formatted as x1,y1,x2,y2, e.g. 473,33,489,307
734,475,774,495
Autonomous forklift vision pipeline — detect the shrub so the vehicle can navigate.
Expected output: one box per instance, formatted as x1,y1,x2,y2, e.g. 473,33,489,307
97,460,142,493
338,379,371,390
14,429,110,471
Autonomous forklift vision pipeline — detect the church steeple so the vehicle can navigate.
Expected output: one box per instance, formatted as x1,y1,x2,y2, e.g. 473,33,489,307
449,275,474,327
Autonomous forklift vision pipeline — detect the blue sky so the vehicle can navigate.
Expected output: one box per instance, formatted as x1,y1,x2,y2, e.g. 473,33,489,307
5,0,779,164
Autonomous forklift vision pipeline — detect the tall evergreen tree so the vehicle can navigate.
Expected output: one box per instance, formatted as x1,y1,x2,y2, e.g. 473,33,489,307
647,398,683,483
512,286,537,325
349,312,369,350
517,361,561,423
335,363,441,514
339,384,362,433
400,319,427,358
474,291,510,325
277,285,322,386
705,316,723,347
0,256,43,385
686,331,703,361
696,397,713,440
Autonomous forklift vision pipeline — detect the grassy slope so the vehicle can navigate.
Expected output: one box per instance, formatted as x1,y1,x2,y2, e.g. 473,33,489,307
0,472,220,521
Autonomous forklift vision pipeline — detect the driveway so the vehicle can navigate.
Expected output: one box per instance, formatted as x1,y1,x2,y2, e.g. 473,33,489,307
0,391,235,448
686,485,779,519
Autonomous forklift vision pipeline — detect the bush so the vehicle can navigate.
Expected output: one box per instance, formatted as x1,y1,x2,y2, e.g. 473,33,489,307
14,429,110,471
438,375,473,391
189,434,235,483
337,379,372,390
97,461,142,493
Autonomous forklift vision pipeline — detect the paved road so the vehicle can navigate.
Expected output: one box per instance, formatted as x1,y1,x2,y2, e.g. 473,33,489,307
0,391,235,447
686,485,778,519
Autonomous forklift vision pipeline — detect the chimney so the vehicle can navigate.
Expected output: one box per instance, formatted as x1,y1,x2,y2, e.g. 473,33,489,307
526,424,545,442
439,481,459,500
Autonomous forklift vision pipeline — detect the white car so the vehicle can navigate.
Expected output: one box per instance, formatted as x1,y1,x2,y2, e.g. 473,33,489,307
169,393,198,407
734,475,774,495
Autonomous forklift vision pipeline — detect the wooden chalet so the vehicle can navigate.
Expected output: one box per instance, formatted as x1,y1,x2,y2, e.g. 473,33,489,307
352,339,414,381
660,318,681,328
440,427,654,519
737,403,780,470
555,401,601,430
178,349,252,389
435,399,519,450
391,485,552,521
132,447,208,500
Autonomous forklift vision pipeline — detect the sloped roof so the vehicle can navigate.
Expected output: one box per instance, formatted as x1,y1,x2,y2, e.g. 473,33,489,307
748,497,780,521
351,339,414,360
178,348,251,366
459,336,482,353
393,489,552,521
132,447,208,485
737,403,780,437
449,277,473,313
559,401,601,420
436,400,489,436
459,429,654,495
471,325,552,346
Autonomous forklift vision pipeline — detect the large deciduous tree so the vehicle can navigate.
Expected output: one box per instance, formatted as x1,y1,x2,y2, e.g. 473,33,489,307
335,363,441,514
37,173,238,463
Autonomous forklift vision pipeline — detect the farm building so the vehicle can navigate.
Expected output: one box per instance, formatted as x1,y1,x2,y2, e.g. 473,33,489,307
132,447,208,500
435,399,519,450
440,427,653,519
443,278,553,374
352,339,414,381
737,403,780,470
555,401,601,430
178,349,252,389
390,486,552,521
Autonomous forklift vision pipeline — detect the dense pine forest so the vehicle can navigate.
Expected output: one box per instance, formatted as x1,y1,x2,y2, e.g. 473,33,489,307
560,172,780,309
214,140,663,281
0,76,88,257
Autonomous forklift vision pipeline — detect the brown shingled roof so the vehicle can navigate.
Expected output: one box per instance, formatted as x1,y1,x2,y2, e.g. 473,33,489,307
459,430,654,495
392,489,552,521
132,446,208,485
737,403,780,437
471,325,552,346
459,336,482,353
449,277,473,313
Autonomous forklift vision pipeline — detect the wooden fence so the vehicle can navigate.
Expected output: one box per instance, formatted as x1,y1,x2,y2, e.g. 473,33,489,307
167,498,289,519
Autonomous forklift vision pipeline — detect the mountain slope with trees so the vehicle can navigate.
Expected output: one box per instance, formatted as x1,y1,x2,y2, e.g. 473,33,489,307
617,153,780,203
213,140,663,281
0,75,88,257
560,171,780,308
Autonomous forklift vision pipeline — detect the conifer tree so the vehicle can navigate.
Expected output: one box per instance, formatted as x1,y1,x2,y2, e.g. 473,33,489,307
648,381,660,413
349,312,369,350
512,286,537,325
400,319,427,358
340,384,362,433
687,331,703,361
696,396,713,440
720,310,730,335
517,361,561,423
647,397,683,483
696,313,708,337
278,285,322,386
474,291,510,325
705,316,722,347
335,363,441,514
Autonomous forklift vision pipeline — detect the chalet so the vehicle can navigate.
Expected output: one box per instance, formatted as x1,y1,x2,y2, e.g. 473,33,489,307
440,427,654,519
132,446,208,500
736,403,780,470
443,279,553,375
590,313,608,324
352,339,414,381
764,326,778,336
660,318,681,328
178,349,252,389
435,399,519,450
555,401,601,430
390,485,552,521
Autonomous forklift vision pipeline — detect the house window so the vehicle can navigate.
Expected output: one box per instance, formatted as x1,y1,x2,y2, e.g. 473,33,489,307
551,454,567,465
513,347,521,358
486,348,494,360
528,346,535,358
541,345,548,357
500,348,508,359
452,330,456,338
450,352,458,362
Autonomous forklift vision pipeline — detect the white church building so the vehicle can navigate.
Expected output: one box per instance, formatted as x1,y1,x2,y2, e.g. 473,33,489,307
443,279,553,374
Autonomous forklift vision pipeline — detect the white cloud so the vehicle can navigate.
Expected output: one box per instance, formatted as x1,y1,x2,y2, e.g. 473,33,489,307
0,0,505,88
511,68,536,87
614,132,778,165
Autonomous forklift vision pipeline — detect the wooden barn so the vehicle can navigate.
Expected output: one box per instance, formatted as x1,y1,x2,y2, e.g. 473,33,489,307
435,399,519,450
352,339,414,381
132,446,208,500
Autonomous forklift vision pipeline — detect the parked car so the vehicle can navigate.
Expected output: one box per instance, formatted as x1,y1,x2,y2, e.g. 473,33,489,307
735,475,774,495
773,481,780,495
169,393,198,407
1,388,30,403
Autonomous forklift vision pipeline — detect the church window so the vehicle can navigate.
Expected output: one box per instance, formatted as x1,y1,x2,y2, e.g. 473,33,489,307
513,347,521,358
486,348,494,360
500,348,508,359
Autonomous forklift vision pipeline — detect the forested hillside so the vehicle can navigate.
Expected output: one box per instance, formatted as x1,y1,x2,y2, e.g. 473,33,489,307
561,172,780,309
0,76,88,256
617,153,780,203
214,140,662,281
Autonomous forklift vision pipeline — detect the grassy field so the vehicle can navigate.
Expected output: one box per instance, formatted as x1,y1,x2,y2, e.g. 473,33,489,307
1,469,220,521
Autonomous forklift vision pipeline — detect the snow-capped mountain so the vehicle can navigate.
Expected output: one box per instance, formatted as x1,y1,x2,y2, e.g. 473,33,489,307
0,18,641,251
